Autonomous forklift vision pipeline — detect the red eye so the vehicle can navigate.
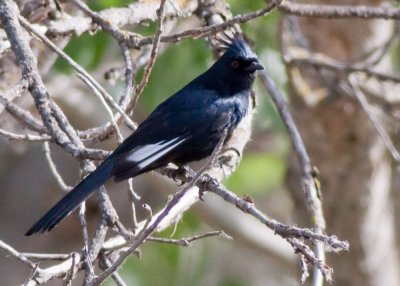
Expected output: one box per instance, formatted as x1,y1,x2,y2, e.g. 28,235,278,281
230,60,239,69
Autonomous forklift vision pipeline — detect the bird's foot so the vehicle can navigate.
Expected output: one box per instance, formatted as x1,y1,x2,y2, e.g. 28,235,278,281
171,165,190,185
199,187,206,201
213,147,241,168
222,147,241,160
199,188,207,202
198,175,219,201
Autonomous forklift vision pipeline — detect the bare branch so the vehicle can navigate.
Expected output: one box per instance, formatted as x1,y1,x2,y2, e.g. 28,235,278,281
76,73,124,143
0,77,29,114
0,0,81,157
133,0,283,48
258,70,328,282
19,16,136,131
280,2,400,20
99,251,127,286
0,128,51,142
45,1,198,38
147,230,232,246
0,240,40,271
4,100,47,133
203,175,346,251
43,142,72,191
129,0,168,113
284,48,400,84
21,253,71,261
287,237,333,282
348,75,400,161
78,201,94,284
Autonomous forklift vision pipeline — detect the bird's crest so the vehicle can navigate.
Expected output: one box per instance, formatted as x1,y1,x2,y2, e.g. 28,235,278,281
215,31,257,59
215,30,239,50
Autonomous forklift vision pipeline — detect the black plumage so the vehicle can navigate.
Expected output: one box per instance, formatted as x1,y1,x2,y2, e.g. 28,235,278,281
26,35,263,235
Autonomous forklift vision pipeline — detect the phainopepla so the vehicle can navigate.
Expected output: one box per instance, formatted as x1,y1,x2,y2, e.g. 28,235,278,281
26,35,263,235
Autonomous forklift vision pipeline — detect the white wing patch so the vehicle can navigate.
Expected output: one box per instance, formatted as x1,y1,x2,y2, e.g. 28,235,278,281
125,136,188,169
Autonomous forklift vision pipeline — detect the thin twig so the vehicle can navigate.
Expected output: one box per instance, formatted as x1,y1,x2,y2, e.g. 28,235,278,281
0,0,109,161
287,237,332,282
76,73,124,143
118,41,135,109
21,253,71,261
88,187,192,285
68,0,139,116
99,251,127,286
78,201,95,284
284,48,400,84
203,176,346,251
0,240,40,271
43,141,72,191
356,28,398,67
5,101,47,133
0,128,51,142
63,252,77,286
128,0,167,114
132,0,283,49
258,69,327,283
0,77,29,114
24,263,40,286
300,254,310,283
127,179,139,232
77,45,154,145
45,1,197,38
348,75,400,161
147,230,232,246
279,2,400,20
18,15,136,130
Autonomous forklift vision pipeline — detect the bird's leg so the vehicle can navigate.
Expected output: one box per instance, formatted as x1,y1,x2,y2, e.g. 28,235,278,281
214,147,241,168
224,147,241,158
172,164,191,185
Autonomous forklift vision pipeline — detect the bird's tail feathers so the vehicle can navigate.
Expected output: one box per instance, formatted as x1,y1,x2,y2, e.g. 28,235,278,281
25,158,115,235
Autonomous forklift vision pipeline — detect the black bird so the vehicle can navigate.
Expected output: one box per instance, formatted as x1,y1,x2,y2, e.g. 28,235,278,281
26,35,263,235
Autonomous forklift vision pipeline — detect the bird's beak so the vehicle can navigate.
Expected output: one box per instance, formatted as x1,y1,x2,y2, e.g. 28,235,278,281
245,61,264,72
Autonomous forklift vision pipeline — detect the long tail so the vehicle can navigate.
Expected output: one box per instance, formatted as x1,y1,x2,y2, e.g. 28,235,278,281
25,157,115,235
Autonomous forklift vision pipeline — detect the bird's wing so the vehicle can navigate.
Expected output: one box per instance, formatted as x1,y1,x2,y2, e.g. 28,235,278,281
210,110,235,133
112,133,191,181
112,89,227,181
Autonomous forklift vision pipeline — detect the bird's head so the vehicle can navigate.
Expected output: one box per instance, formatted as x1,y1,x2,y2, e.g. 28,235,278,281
205,34,264,94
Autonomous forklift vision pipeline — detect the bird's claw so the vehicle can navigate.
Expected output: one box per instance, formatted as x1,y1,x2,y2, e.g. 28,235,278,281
199,188,206,201
198,175,219,201
225,147,241,158
172,165,189,185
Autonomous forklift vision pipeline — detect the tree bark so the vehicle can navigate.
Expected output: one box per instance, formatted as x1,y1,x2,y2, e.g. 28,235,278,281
284,0,400,285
